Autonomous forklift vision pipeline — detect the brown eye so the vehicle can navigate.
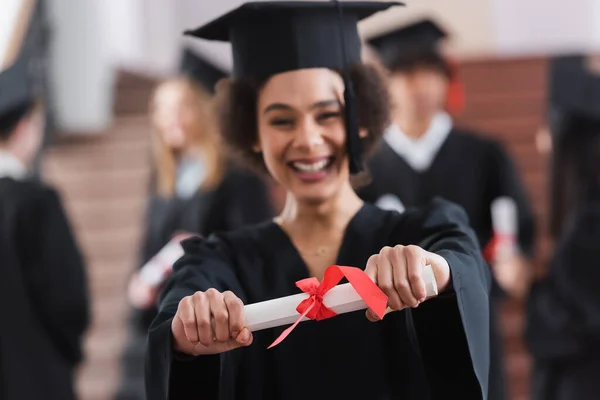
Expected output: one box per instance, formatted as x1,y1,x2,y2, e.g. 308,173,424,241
317,112,341,122
270,118,294,127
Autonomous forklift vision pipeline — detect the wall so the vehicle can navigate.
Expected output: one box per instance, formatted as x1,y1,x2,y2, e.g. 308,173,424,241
46,0,114,133
0,0,24,65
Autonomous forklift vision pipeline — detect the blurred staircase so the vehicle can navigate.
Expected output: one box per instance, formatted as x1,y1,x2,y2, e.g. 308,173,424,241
42,71,158,400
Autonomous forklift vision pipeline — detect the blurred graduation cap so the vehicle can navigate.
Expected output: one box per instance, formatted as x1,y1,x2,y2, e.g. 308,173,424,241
184,1,402,174
179,47,228,93
367,18,464,114
0,50,42,135
367,19,448,72
548,54,600,121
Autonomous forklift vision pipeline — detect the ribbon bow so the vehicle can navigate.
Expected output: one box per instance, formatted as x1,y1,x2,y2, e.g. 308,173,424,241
268,265,387,349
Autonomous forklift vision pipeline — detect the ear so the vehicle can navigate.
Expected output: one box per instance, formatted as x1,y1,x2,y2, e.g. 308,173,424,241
358,128,368,139
252,142,262,153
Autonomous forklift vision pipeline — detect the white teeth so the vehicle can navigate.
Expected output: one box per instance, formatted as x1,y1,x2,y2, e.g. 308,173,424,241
292,159,329,172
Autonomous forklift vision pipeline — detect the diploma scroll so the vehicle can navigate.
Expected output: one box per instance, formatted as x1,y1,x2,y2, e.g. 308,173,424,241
244,264,438,332
139,232,195,287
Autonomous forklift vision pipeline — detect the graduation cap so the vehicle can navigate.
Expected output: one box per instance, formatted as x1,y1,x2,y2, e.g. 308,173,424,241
179,47,228,94
367,19,448,71
184,1,403,174
0,51,42,136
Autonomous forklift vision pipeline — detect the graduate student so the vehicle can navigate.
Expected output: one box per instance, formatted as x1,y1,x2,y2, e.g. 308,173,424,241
0,55,89,400
359,19,536,400
146,3,491,399
117,48,274,400
526,54,600,400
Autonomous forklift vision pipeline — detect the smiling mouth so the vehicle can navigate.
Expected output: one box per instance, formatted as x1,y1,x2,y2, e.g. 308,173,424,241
288,156,335,173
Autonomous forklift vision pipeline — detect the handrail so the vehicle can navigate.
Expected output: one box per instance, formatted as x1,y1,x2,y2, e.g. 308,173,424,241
0,0,36,69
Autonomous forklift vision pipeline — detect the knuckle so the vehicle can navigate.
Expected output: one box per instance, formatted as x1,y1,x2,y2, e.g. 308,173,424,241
213,310,229,323
408,270,422,281
205,288,220,298
394,279,410,291
196,317,210,330
178,296,190,310
405,245,420,256
379,281,394,293
379,246,392,256
192,291,205,302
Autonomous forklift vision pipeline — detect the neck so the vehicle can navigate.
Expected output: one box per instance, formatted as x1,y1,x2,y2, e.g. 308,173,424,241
395,111,436,139
277,182,363,235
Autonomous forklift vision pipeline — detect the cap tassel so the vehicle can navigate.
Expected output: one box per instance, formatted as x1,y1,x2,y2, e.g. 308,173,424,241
343,77,363,174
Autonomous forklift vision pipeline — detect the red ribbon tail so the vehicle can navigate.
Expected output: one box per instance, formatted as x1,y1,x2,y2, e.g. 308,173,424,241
334,266,388,320
267,299,316,349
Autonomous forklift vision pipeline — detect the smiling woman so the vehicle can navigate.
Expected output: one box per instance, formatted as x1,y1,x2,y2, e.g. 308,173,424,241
216,64,390,183
145,2,491,400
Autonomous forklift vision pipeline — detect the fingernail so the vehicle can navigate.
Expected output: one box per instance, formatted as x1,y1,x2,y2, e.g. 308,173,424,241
239,329,250,343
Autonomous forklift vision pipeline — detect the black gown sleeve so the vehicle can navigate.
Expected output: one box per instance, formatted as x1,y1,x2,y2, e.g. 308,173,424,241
486,141,536,258
145,235,247,400
400,198,491,399
526,206,600,360
18,187,90,366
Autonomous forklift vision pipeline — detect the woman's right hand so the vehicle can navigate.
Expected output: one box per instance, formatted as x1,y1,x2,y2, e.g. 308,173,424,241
171,289,253,356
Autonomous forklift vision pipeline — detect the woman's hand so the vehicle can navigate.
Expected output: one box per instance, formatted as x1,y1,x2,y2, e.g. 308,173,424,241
364,245,451,321
171,289,253,356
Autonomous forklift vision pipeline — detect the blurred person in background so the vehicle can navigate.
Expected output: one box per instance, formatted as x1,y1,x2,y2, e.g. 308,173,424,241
526,54,600,400
0,55,90,400
115,48,275,400
359,19,536,400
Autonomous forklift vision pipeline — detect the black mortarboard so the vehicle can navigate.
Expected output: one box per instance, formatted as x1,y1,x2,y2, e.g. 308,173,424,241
548,54,600,121
185,1,402,174
0,49,42,137
367,19,448,72
0,55,37,118
179,47,228,93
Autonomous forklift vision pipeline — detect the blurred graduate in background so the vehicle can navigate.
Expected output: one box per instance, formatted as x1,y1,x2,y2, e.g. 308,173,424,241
115,47,275,400
526,54,600,400
0,53,90,400
359,19,536,400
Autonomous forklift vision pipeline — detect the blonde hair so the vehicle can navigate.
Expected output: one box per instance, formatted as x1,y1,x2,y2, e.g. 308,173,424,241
149,76,225,197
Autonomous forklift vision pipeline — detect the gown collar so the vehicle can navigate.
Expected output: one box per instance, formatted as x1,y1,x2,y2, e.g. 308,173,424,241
383,112,453,172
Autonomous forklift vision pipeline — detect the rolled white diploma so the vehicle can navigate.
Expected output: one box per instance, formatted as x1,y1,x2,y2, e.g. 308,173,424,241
244,265,438,332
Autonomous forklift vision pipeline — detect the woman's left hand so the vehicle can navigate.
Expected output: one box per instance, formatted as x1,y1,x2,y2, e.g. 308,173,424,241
364,245,451,320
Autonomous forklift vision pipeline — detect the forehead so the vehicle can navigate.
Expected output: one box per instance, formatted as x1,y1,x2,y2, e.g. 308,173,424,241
258,68,344,109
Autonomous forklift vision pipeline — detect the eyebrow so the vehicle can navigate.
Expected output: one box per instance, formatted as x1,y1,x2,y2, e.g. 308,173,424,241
263,99,341,115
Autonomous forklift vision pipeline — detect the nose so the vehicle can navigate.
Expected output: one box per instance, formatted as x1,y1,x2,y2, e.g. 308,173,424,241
294,117,325,150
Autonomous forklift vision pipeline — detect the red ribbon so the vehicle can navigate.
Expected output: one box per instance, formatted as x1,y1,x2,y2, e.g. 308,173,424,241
482,233,515,263
267,265,388,349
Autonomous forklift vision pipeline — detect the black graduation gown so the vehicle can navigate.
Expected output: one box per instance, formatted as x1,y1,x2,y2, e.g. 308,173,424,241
146,198,491,400
359,129,535,259
359,129,536,400
0,178,89,400
526,204,600,400
116,166,274,400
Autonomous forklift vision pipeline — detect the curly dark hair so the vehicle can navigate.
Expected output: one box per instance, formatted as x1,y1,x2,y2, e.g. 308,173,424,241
215,63,391,178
